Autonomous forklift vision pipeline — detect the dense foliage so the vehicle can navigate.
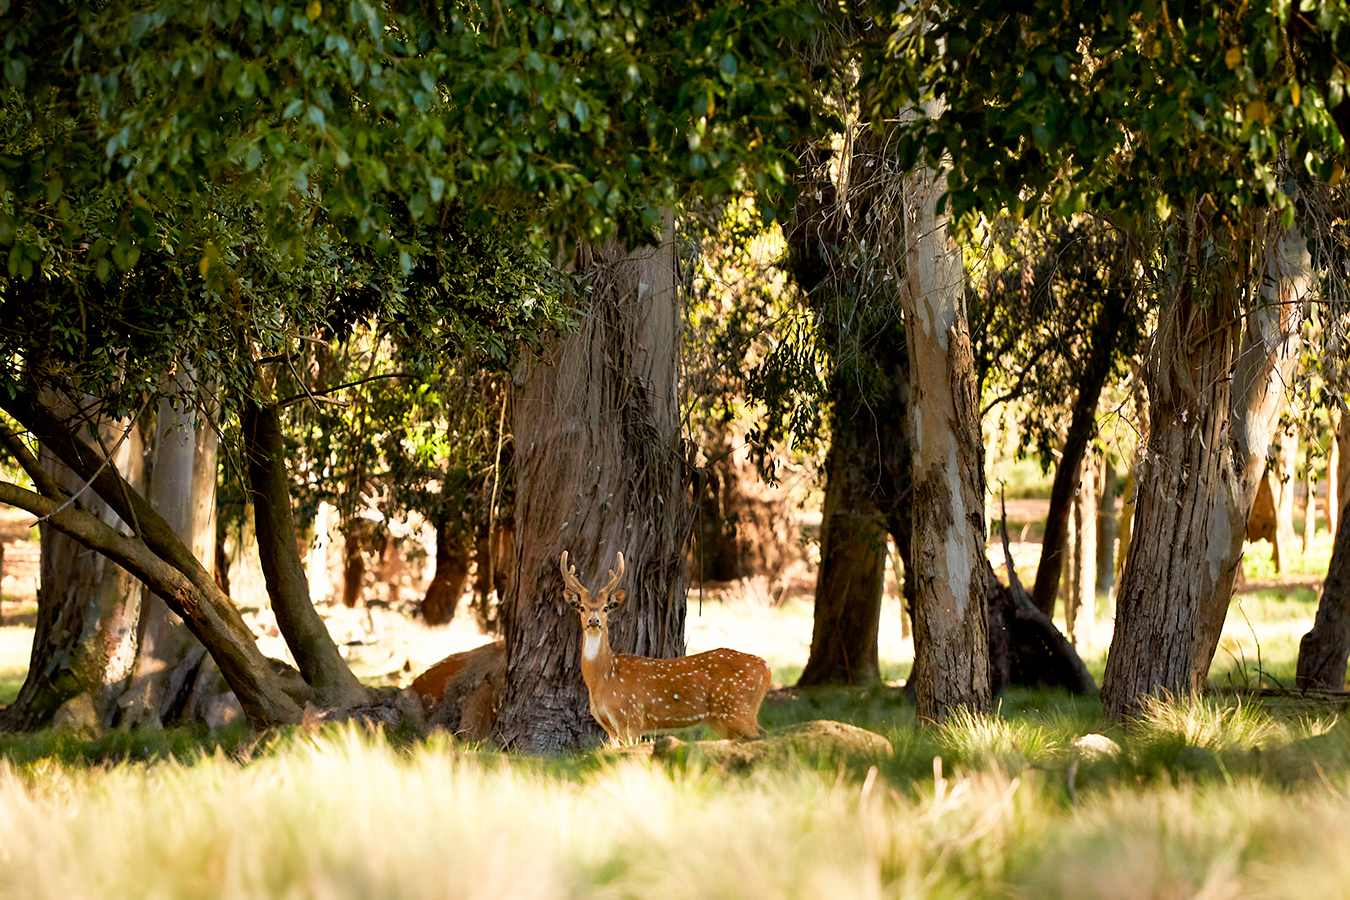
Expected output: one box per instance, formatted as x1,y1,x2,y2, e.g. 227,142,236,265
876,1,1350,227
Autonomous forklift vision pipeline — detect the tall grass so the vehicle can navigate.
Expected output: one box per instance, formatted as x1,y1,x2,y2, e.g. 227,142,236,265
2,718,1350,900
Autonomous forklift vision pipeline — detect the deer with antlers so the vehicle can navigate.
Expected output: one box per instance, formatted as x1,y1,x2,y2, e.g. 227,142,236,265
560,550,771,744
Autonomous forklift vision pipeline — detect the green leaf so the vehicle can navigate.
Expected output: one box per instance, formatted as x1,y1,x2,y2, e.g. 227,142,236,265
572,99,590,125
719,53,737,82
3,58,25,91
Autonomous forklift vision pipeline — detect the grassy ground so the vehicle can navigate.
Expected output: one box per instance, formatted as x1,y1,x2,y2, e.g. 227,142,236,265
0,520,1343,898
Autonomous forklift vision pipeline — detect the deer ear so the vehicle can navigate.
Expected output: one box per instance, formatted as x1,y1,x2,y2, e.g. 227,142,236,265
563,590,580,609
609,589,627,607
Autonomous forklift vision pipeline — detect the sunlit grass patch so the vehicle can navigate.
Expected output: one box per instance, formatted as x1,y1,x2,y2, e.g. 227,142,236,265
1132,693,1286,754
0,625,32,705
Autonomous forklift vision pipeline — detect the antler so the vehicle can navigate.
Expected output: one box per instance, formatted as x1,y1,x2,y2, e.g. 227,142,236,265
559,550,588,597
600,552,625,597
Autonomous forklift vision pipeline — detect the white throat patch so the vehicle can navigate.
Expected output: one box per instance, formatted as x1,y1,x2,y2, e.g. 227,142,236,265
582,630,603,661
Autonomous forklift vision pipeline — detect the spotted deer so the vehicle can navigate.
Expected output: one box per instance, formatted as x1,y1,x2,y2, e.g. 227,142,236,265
560,550,771,744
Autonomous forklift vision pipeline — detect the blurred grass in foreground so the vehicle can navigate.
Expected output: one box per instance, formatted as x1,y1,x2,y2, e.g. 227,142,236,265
0,688,1347,900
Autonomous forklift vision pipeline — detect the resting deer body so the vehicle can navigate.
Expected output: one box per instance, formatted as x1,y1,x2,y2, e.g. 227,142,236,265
561,551,771,744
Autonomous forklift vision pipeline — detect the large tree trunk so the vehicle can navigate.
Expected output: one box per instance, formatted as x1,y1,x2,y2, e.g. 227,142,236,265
899,126,990,723
493,221,690,754
0,418,145,731
787,129,913,689
1102,216,1309,720
1296,493,1350,689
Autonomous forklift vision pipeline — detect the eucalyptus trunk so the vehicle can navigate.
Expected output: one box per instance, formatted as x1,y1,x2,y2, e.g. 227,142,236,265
118,382,219,727
1102,217,1309,720
787,128,914,689
493,220,690,754
899,124,990,723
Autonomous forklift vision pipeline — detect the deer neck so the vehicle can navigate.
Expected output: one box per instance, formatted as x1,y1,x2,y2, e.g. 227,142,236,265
580,626,616,686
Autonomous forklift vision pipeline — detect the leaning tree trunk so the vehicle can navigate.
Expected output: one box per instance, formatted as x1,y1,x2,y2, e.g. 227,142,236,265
1296,493,1350,689
493,220,690,754
0,416,146,731
899,118,990,723
242,399,369,708
1,390,312,727
1102,215,1309,720
1029,286,1132,617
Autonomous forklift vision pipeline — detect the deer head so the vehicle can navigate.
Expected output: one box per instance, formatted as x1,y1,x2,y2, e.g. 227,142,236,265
560,550,626,633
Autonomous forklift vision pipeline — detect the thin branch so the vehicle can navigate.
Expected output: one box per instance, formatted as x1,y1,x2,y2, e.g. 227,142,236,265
276,372,415,407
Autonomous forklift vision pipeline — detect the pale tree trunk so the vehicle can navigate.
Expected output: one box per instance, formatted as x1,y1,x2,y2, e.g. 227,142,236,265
118,380,219,727
1188,226,1311,679
0,417,145,731
1304,441,1318,553
493,220,690,754
1102,216,1309,720
899,127,990,723
1066,457,1098,647
1097,461,1118,599
1273,423,1300,571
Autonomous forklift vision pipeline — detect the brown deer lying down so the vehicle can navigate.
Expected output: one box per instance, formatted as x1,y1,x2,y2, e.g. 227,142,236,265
560,551,771,745
411,640,505,740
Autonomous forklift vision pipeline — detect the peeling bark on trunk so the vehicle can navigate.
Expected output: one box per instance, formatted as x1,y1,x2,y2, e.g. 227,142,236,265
119,383,219,728
493,219,690,754
1102,217,1309,720
900,141,990,723
1296,494,1350,689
